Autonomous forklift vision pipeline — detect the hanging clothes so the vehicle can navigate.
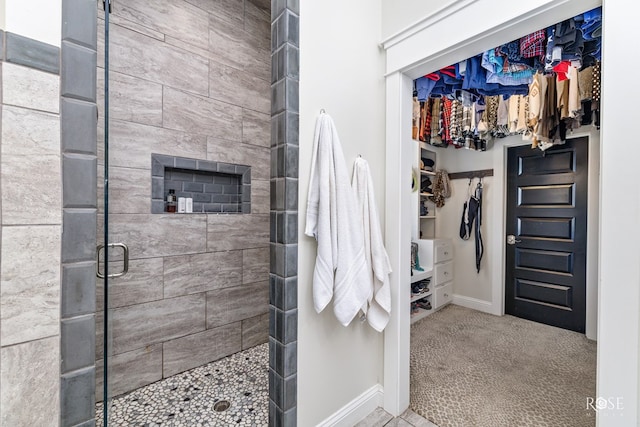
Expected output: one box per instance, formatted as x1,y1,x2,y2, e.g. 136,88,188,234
441,97,453,145
412,97,420,140
304,112,373,327
520,29,546,60
494,95,510,138
591,60,601,128
421,98,432,142
450,99,464,146
508,94,520,134
413,6,602,152
430,98,445,147
429,170,451,207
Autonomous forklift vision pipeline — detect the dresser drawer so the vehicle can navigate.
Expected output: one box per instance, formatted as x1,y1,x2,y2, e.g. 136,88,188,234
434,282,453,309
434,240,453,263
434,260,453,285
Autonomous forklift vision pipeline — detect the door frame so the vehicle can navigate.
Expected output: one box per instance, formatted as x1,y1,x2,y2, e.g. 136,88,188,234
383,78,601,420
487,132,600,336
500,135,598,335
382,0,603,418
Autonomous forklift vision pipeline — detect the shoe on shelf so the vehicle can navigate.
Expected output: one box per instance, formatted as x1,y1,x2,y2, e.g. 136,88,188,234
411,302,420,314
416,299,432,310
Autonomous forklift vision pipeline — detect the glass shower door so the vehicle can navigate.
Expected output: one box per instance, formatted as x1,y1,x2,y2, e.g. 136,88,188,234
98,2,129,424
96,0,274,424
98,2,111,422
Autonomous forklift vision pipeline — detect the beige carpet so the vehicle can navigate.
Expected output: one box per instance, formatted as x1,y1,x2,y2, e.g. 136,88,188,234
410,305,597,427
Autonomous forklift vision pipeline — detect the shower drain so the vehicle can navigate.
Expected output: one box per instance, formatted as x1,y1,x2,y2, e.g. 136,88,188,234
213,400,231,412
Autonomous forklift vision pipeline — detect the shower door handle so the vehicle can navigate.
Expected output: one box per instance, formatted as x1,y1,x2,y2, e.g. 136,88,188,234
96,243,129,278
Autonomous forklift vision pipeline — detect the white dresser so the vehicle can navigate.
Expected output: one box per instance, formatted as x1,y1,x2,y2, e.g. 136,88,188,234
410,238,453,323
432,238,453,310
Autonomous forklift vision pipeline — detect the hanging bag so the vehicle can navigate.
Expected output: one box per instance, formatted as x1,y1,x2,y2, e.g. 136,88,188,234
459,178,484,273
459,179,475,240
459,199,471,240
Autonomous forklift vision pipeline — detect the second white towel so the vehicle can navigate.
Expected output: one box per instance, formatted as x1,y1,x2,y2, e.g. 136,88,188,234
352,157,392,332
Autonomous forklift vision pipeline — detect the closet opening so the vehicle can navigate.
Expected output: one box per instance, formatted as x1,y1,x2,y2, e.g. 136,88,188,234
403,5,600,426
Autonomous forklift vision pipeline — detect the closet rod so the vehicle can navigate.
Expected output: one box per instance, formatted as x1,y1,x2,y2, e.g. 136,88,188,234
448,169,494,180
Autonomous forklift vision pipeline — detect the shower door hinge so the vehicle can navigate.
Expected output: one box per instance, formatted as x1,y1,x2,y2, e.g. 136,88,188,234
102,0,112,13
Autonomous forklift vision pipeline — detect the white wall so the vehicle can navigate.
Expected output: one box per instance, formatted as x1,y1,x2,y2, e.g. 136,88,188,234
0,0,5,30
380,0,444,40
3,0,61,46
437,148,495,305
298,1,387,425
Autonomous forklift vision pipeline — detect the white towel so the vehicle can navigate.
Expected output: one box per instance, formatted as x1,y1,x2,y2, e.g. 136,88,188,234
305,113,373,326
352,157,392,332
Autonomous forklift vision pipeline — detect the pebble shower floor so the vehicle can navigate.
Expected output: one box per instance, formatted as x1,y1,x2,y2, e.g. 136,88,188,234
96,343,268,426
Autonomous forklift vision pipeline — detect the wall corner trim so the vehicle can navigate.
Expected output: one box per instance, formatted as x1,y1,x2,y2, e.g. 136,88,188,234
316,384,384,427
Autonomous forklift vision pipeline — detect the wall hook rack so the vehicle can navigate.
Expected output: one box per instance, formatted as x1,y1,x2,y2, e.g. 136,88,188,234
448,169,494,180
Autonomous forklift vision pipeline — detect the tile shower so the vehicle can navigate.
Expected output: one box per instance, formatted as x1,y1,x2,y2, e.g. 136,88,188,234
96,343,269,426
0,0,299,424
94,0,271,418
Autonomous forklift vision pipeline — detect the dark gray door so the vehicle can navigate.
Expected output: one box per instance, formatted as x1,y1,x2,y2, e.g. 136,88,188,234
505,137,588,333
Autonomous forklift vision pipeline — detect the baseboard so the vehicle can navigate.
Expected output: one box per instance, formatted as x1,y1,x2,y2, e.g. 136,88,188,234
316,384,384,427
452,294,495,314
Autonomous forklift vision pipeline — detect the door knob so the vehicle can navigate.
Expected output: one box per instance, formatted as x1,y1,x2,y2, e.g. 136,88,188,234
506,235,521,245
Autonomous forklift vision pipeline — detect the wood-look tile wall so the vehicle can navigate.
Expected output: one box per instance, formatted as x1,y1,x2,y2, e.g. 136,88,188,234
0,33,63,426
95,0,271,400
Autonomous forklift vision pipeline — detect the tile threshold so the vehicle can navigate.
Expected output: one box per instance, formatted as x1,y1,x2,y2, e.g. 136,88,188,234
356,407,439,427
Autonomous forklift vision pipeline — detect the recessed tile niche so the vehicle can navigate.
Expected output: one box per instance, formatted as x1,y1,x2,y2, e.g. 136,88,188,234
151,154,251,214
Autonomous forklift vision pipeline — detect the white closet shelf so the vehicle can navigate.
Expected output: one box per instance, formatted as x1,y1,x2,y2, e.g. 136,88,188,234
410,268,432,284
420,170,436,176
411,289,432,303
420,215,436,219
411,307,433,324
420,192,433,197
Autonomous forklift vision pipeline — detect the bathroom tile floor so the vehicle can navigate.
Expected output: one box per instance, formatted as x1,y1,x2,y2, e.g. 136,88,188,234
96,343,269,427
356,407,438,427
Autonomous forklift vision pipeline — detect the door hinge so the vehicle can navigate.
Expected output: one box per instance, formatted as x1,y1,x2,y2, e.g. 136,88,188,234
102,0,112,13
